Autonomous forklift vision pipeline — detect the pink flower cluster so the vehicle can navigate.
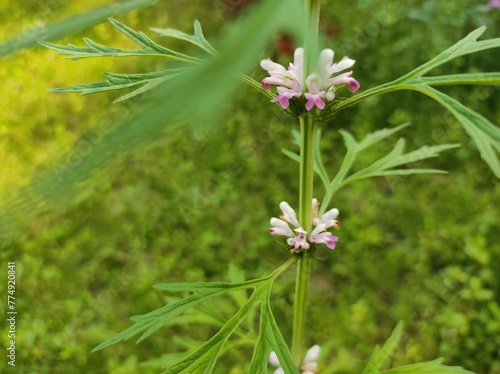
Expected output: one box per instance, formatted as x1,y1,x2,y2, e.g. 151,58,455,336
269,199,339,253
261,48,360,111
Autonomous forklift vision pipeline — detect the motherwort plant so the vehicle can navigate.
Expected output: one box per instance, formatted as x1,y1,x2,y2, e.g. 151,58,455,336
42,0,499,372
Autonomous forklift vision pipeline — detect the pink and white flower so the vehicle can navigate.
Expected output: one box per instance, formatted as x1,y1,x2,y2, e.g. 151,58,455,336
269,344,321,374
486,0,500,9
261,48,359,111
269,199,339,253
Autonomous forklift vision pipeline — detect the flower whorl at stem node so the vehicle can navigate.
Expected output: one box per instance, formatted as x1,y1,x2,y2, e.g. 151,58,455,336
269,199,339,253
260,48,360,111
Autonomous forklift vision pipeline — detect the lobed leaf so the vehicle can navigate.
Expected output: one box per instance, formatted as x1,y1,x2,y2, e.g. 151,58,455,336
398,27,499,80
49,68,187,103
40,18,198,62
163,290,261,373
409,85,500,177
151,20,218,56
344,140,459,184
320,128,458,211
249,295,299,374
330,28,500,177
362,321,404,374
92,287,235,351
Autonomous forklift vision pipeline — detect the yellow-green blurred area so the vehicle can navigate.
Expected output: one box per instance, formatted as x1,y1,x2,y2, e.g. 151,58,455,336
0,0,499,373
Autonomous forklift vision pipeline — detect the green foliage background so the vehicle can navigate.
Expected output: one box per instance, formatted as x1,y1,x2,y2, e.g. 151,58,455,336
0,0,499,373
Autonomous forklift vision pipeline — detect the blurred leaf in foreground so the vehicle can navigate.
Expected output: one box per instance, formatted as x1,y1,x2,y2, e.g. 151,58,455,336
0,0,304,237
0,0,158,58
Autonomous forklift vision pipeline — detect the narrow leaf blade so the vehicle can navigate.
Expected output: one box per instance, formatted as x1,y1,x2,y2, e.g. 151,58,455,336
164,291,260,373
151,20,218,55
362,321,404,374
410,85,500,177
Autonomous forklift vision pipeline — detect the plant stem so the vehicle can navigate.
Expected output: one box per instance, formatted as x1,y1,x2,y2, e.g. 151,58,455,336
298,113,316,233
303,0,320,78
292,112,316,365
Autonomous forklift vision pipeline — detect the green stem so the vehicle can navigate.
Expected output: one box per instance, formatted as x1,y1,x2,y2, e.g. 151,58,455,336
291,253,311,365
298,113,316,232
291,0,320,366
292,112,316,365
303,0,320,78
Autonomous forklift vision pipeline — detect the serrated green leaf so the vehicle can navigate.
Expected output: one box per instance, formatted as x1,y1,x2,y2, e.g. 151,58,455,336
410,85,500,177
164,291,261,374
329,28,500,177
92,287,234,351
362,321,404,374
50,68,186,103
344,141,459,184
248,304,271,374
339,129,358,151
0,0,158,57
92,257,296,354
151,20,218,56
383,358,475,374
40,18,198,62
249,296,299,374
262,302,299,374
399,27,499,80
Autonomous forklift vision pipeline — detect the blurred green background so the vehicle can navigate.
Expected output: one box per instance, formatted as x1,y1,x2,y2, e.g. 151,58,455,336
0,0,499,373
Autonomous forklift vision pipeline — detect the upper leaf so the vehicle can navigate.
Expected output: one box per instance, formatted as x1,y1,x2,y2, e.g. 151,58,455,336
343,140,458,184
40,18,199,62
399,27,500,80
92,287,230,351
410,85,500,177
164,291,261,374
331,27,500,177
249,296,299,374
151,20,218,56
49,68,186,103
362,321,403,374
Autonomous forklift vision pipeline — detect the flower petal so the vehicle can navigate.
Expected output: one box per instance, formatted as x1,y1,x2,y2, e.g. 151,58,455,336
309,231,338,249
311,198,320,226
320,208,339,220
271,94,290,109
304,93,325,111
260,59,286,74
269,218,294,237
329,56,356,74
317,48,334,81
269,351,280,367
279,201,300,228
303,344,321,363
348,78,360,92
